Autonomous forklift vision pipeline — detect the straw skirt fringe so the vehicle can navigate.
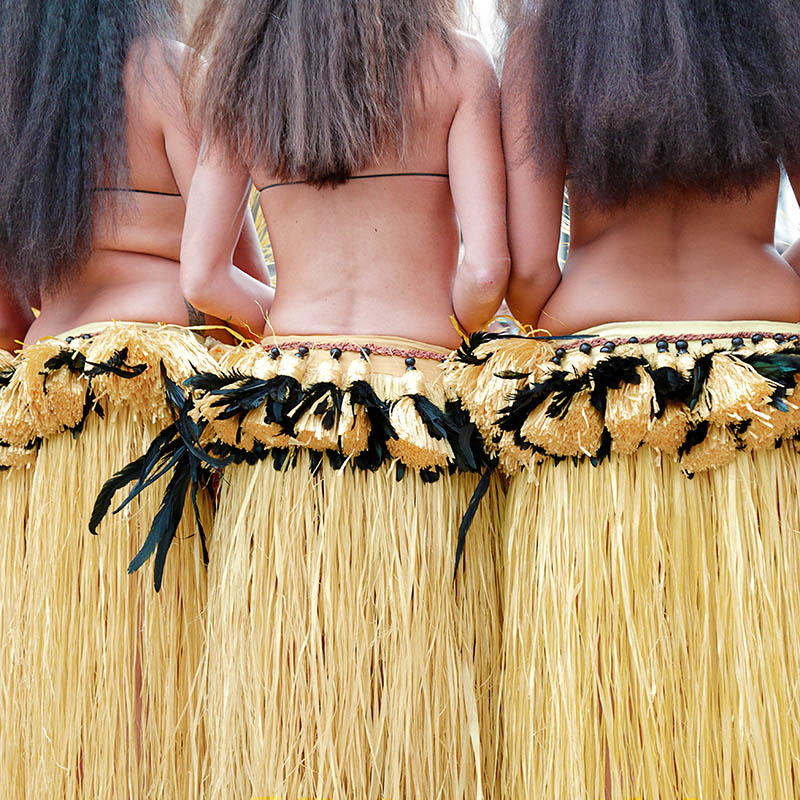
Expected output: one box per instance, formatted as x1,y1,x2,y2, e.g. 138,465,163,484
442,322,800,799
18,411,210,799
202,452,504,799
0,464,32,796
0,324,218,800
503,446,800,798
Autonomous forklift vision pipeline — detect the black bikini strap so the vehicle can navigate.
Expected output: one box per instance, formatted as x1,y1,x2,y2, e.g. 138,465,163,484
94,187,181,197
259,172,449,192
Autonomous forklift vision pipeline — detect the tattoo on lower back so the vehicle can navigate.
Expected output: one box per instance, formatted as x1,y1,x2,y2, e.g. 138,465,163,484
184,299,207,327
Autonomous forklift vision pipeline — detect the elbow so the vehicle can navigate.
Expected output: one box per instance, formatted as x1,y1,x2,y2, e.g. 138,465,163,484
179,260,216,313
466,256,511,307
507,260,561,325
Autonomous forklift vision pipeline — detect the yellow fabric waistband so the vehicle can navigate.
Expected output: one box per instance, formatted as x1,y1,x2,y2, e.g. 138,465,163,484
560,320,800,354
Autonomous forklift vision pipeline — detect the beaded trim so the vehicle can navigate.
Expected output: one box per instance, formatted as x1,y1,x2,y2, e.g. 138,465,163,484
261,340,448,362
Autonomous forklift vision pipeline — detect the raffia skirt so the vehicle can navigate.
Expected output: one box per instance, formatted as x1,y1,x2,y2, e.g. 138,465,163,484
445,320,800,799
0,323,216,799
191,333,504,799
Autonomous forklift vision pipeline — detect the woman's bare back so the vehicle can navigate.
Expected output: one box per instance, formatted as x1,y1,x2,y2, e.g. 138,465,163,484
248,34,507,348
538,176,800,333
25,39,236,342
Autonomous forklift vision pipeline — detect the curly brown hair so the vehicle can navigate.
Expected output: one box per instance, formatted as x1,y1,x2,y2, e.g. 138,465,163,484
502,0,800,208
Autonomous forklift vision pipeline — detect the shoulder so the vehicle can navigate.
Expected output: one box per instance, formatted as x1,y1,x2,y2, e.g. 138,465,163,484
125,36,187,94
449,31,499,107
452,31,497,81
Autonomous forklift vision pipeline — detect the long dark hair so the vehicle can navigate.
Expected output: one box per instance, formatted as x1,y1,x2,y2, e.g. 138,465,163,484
0,0,178,295
502,0,800,208
187,0,459,186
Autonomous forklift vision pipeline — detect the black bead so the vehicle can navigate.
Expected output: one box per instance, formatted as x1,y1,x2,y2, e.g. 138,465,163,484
579,342,592,354
297,346,309,357
731,336,744,348
675,339,688,352
81,332,92,339
555,347,566,358
270,346,280,359
360,347,370,359
65,336,74,344
551,356,562,364
775,333,785,343
751,333,764,344
628,336,639,344
330,347,342,360
405,356,416,368
701,337,713,346
790,335,799,342
656,339,669,352
600,344,613,353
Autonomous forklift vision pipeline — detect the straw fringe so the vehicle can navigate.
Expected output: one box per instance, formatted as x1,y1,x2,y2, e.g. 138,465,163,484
201,451,504,799
0,325,217,799
0,465,32,797
18,405,210,800
502,446,800,798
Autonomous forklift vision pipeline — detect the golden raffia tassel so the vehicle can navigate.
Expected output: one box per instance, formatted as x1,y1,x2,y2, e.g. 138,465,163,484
388,366,453,469
699,353,776,426
22,338,89,438
84,324,219,426
679,423,739,473
604,344,656,455
0,338,90,446
339,355,372,456
290,354,344,451
643,348,690,453
521,349,603,458
0,444,37,468
445,336,554,447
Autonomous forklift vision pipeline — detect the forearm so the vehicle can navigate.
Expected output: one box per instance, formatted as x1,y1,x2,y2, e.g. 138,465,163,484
506,265,561,327
784,238,800,277
452,257,510,333
233,211,272,285
182,262,274,337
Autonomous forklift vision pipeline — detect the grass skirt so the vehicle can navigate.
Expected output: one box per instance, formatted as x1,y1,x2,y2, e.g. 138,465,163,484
0,324,216,799
195,334,504,799
0,342,32,794
445,321,800,798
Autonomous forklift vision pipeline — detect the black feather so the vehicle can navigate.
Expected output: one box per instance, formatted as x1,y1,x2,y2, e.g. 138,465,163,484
454,461,496,579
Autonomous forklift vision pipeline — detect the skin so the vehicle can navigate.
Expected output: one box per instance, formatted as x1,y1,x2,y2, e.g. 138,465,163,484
25,37,270,344
0,287,34,352
502,43,800,332
181,33,509,348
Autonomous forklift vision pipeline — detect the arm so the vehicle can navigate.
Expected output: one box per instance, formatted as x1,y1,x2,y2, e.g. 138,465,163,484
232,195,272,285
449,37,511,333
501,35,564,326
0,282,33,352
156,42,270,286
783,169,800,274
180,146,274,336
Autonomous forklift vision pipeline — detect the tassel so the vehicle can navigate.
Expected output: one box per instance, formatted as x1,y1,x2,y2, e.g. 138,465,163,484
339,354,373,456
644,343,692,453
388,363,454,469
288,351,344,451
445,333,554,444
520,348,603,458
696,353,776,426
0,443,37,468
679,422,738,473
591,342,655,456
84,325,218,425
